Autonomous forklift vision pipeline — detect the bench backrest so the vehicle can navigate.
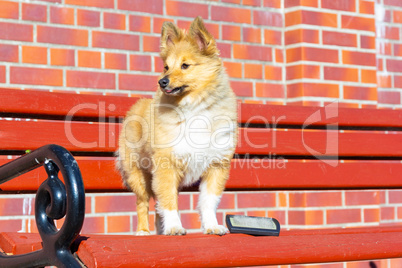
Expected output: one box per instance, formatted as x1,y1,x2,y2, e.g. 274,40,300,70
1,88,402,191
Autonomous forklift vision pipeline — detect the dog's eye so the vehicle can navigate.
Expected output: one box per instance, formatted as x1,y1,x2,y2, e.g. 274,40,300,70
181,63,189,70
164,65,169,71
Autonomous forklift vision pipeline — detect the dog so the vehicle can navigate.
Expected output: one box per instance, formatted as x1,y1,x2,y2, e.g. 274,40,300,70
117,16,237,236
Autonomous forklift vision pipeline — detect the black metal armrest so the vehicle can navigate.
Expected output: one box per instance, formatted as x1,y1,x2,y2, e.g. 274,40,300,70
0,144,85,268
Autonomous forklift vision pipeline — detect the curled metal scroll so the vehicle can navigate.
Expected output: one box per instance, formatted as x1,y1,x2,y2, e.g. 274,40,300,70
0,144,85,268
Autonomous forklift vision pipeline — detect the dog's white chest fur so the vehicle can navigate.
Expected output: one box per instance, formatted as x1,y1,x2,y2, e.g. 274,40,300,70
172,107,235,187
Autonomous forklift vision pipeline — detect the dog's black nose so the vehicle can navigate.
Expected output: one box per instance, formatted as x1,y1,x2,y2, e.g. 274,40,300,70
158,77,169,89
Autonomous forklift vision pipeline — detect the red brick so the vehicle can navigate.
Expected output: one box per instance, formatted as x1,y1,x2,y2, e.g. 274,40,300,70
284,0,318,8
322,31,357,47
286,10,337,28
237,192,276,208
217,42,231,58
377,25,400,40
118,0,163,14
107,215,131,233
306,47,339,63
268,210,286,224
360,0,374,14
395,44,402,57
243,27,261,43
154,56,164,73
67,70,115,89
264,29,282,45
50,6,74,25
166,0,208,18
22,3,47,22
286,64,320,80
247,210,266,217
95,195,136,213
343,86,377,101
11,67,63,86
341,15,375,32
289,210,324,225
389,190,402,203
361,69,377,84
130,55,152,72
360,35,375,49
254,10,283,27
222,25,241,42
78,50,101,68
346,191,383,206
38,26,88,46
0,66,5,83
119,74,158,91
153,17,174,34
51,48,75,66
219,194,236,209
77,9,100,27
0,44,18,62
324,67,358,82
82,217,105,233
93,31,139,51
255,83,284,98
230,81,253,97
377,75,392,88
143,36,160,52
244,63,263,79
386,59,402,72
66,0,114,8
211,6,251,24
0,22,33,42
222,0,240,3
104,12,126,30
285,29,319,45
364,208,380,223
264,65,282,81
0,198,24,216
394,10,402,23
322,0,355,11
327,209,361,224
0,1,19,19
289,192,342,207
343,51,376,66
233,44,271,61
381,207,395,221
287,83,339,98
264,0,282,7
244,0,261,6
0,220,22,232
105,53,127,70
378,91,400,105
223,61,242,78
180,213,201,229
178,194,191,210
129,15,151,33
22,46,47,65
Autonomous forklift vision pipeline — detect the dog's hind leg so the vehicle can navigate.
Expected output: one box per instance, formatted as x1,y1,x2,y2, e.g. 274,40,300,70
125,168,153,235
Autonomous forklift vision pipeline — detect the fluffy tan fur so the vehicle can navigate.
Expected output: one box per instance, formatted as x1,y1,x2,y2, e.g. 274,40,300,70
117,17,237,235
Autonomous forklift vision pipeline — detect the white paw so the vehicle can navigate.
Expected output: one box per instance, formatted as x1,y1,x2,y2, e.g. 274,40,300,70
164,226,187,236
136,230,151,236
203,225,229,236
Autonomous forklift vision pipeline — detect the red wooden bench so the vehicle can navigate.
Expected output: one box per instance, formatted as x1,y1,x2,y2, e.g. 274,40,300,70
1,88,402,267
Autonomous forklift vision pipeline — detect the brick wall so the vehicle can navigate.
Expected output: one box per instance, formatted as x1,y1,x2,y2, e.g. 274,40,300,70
1,0,402,267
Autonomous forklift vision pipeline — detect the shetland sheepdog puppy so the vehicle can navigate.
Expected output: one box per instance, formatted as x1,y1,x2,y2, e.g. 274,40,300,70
117,16,237,235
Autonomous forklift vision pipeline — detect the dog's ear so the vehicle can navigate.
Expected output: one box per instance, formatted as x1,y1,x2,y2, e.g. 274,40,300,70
161,21,181,50
189,16,218,56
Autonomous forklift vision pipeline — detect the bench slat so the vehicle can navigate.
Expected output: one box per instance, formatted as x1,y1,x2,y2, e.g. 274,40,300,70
2,227,401,267
76,227,402,267
1,119,402,157
1,157,401,191
2,88,402,127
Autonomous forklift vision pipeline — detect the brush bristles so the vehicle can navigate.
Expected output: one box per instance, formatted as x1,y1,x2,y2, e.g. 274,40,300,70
229,215,277,230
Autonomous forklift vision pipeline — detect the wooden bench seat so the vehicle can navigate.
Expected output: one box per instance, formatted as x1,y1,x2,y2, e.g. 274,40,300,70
1,88,402,267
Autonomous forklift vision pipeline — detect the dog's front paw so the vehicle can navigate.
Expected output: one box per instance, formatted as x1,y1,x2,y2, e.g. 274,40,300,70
136,230,151,236
203,225,229,236
164,226,187,236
